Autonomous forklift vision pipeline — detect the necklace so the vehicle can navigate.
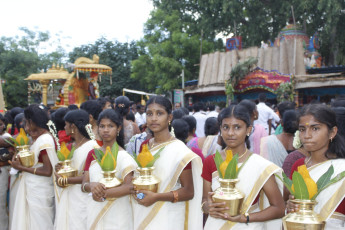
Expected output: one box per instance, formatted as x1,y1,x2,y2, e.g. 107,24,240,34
225,147,248,159
305,156,312,167
151,136,174,149
239,149,248,159
75,137,86,149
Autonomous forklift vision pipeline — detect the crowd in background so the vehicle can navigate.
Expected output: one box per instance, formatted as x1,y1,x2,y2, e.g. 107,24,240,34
0,93,345,229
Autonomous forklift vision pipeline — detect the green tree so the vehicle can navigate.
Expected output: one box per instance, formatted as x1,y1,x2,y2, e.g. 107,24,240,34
131,8,223,94
0,28,67,108
191,0,345,65
69,38,141,98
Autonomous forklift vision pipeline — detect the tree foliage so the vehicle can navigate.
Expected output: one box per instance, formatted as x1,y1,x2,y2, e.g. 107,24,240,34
192,0,345,65
133,0,345,94
131,8,223,94
0,28,68,108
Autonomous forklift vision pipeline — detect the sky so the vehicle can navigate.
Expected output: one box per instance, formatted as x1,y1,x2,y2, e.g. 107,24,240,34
0,0,154,53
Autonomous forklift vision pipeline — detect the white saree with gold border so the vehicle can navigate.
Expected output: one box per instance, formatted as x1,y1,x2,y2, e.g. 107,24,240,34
55,140,96,230
10,133,58,230
204,153,283,230
307,159,345,229
132,139,203,230
87,150,137,230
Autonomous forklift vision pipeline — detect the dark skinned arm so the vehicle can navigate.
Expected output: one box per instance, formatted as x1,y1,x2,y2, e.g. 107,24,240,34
133,169,194,207
208,175,285,223
11,153,52,177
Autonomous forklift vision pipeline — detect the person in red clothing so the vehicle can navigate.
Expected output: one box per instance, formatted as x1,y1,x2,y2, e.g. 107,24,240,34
54,109,95,230
202,104,285,229
10,104,58,230
51,107,72,146
81,109,137,229
131,96,203,230
287,104,345,228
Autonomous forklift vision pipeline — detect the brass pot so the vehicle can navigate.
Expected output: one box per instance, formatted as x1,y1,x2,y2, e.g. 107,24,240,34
99,170,122,188
57,160,78,178
132,167,160,192
283,199,325,230
99,170,122,201
16,145,34,168
212,178,245,216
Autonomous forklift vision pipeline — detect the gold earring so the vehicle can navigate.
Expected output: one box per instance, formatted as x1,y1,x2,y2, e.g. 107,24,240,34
247,133,250,137
169,121,171,126
71,129,74,134
330,137,333,142
117,131,120,136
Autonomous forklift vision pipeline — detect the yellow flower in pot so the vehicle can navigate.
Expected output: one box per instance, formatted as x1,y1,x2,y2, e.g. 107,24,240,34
132,144,165,192
56,142,77,179
6,128,33,167
212,149,246,216
93,142,121,188
277,164,345,229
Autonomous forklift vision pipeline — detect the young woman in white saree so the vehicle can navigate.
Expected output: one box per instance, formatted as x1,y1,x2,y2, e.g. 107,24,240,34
82,109,137,230
10,104,58,230
131,96,203,230
202,105,285,230
287,104,345,229
54,109,96,230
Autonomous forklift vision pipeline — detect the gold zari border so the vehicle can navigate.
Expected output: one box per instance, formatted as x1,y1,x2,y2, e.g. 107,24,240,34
220,164,279,230
137,152,196,230
90,200,116,230
319,178,345,220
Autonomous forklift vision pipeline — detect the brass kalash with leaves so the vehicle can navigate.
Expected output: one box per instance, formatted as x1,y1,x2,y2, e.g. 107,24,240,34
56,142,77,187
6,128,33,167
92,143,122,200
212,149,247,216
132,144,164,193
47,121,78,187
277,164,345,230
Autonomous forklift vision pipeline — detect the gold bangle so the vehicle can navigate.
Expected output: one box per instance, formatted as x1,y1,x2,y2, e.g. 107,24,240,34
33,168,37,175
201,201,207,213
82,182,89,193
64,177,68,186
171,190,178,203
58,177,63,187
61,177,65,187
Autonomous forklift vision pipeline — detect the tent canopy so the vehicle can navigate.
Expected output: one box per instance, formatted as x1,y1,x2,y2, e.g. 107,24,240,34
123,88,157,96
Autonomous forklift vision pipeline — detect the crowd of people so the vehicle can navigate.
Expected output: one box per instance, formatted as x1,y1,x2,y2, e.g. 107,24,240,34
0,93,345,230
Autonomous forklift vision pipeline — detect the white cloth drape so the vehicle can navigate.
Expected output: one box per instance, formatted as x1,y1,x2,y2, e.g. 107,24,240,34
55,140,96,230
132,139,203,230
0,165,9,230
260,135,287,167
204,154,283,230
87,150,137,230
10,133,58,230
307,159,345,229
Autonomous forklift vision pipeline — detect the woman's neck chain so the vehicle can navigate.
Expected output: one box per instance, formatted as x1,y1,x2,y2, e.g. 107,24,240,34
225,147,248,159
75,137,86,149
151,135,174,149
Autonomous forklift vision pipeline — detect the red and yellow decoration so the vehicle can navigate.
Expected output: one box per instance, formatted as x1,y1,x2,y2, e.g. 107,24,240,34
235,67,291,94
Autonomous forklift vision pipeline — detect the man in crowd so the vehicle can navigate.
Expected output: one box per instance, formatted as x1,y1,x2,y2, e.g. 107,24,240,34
135,104,146,132
193,102,207,137
254,93,278,135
